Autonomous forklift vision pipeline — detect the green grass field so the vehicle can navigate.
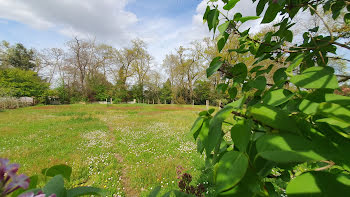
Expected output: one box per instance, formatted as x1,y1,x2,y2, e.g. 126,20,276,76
0,104,214,196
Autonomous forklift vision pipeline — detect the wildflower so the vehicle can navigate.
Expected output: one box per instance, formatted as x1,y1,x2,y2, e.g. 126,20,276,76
19,191,56,197
0,158,30,196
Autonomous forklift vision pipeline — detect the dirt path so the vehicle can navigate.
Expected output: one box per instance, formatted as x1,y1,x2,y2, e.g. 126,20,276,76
114,153,139,197
106,120,140,197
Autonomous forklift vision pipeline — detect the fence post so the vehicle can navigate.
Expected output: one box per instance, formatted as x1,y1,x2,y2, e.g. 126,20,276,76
206,100,209,110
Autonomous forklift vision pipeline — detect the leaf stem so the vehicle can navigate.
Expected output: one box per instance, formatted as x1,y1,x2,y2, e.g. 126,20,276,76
307,4,333,42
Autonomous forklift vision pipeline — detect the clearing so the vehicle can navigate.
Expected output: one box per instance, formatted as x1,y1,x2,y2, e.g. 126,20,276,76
0,104,212,196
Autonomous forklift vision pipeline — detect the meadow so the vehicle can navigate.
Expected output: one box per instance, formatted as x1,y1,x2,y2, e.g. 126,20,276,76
0,104,213,196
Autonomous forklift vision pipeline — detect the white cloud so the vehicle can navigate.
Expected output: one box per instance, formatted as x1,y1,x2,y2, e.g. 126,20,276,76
0,0,137,45
0,0,273,65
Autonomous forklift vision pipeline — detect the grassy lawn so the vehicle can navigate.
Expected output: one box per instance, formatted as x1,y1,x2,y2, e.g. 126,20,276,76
0,104,213,196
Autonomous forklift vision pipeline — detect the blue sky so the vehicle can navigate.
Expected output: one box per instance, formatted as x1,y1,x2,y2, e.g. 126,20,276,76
0,20,66,49
126,0,199,19
0,0,348,73
0,0,210,64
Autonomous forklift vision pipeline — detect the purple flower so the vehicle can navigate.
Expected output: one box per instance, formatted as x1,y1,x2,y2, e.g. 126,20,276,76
5,163,19,178
19,191,56,197
0,158,30,196
5,174,30,192
0,158,9,181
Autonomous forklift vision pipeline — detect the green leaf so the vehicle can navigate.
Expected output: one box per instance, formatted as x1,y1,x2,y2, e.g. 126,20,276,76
207,57,223,77
203,6,210,23
284,30,293,42
227,96,246,109
250,66,264,73
191,117,204,140
215,151,249,192
223,0,240,10
208,108,215,114
325,94,350,107
200,119,210,156
239,16,260,23
161,191,172,197
207,9,220,32
208,106,234,155
286,172,350,196
256,134,326,163
217,83,228,93
219,167,262,196
250,76,266,90
261,2,281,23
299,99,319,115
317,102,350,123
231,63,248,83
290,66,339,89
197,138,205,154
218,21,230,34
256,0,268,16
207,98,245,155
67,187,106,197
273,68,287,86
286,54,303,75
263,89,294,106
316,118,350,130
43,175,66,197
228,87,238,99
233,13,242,21
173,190,193,197
218,32,229,52
42,164,72,181
250,104,300,133
331,1,346,19
231,119,252,152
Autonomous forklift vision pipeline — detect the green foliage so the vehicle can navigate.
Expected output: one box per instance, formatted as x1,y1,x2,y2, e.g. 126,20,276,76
215,151,248,192
0,42,37,70
160,79,172,103
195,0,350,196
19,164,106,197
194,80,212,104
41,164,72,181
0,68,49,98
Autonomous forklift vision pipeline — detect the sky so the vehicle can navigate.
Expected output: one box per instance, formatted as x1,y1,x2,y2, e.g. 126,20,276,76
0,0,348,73
0,0,264,65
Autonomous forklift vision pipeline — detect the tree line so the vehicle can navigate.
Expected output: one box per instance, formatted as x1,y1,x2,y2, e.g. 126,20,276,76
1,37,230,105
0,20,348,105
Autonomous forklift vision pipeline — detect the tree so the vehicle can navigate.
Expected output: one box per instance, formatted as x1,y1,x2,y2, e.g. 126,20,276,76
190,0,350,196
86,72,113,101
162,44,207,104
193,80,212,105
0,68,49,98
160,79,172,103
145,70,162,103
131,39,152,101
0,42,37,70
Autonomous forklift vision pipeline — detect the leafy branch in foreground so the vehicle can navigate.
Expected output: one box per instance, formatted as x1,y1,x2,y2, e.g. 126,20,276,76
0,158,105,197
191,0,350,196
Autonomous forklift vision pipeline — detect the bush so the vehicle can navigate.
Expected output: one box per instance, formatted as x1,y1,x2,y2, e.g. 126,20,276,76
190,0,350,196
